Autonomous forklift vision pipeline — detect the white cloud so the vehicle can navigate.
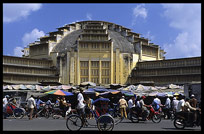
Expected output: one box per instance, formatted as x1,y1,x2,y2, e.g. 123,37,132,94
131,4,147,26
86,13,92,20
22,28,45,46
3,3,42,23
162,4,201,59
14,46,24,57
133,4,147,19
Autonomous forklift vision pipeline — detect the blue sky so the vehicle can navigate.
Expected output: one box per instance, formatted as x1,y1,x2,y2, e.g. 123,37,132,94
3,3,201,59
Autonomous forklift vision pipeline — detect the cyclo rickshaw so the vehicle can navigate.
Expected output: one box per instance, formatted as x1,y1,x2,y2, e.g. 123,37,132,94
66,97,115,131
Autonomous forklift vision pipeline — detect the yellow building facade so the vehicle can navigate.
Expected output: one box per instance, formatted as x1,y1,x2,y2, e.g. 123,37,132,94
4,20,201,86
23,21,164,85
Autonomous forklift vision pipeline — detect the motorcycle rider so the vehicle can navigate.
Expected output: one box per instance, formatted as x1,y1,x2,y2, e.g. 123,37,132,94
139,96,149,121
184,98,200,125
151,95,162,112
128,96,135,119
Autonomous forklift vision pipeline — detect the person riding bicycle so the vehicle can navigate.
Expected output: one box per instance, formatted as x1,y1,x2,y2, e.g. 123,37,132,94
59,97,71,117
35,96,45,111
76,88,86,125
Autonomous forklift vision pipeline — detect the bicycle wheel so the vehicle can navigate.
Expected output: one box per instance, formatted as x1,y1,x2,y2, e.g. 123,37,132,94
152,114,161,123
114,112,123,125
13,108,25,119
44,110,50,119
66,114,83,131
97,114,114,131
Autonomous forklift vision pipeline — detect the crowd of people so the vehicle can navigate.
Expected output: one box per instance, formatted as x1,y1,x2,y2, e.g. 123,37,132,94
3,88,201,125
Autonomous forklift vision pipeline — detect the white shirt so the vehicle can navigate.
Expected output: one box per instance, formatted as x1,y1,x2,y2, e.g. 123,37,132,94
27,97,36,109
154,98,161,105
3,97,8,107
77,93,85,109
165,98,171,109
176,99,185,112
128,99,135,109
172,99,179,110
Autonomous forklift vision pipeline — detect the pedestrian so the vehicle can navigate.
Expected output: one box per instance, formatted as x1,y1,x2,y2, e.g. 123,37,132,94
163,95,171,119
176,95,185,113
172,97,179,112
85,97,93,119
27,95,36,120
119,96,128,119
3,95,9,119
77,88,86,125
128,96,135,119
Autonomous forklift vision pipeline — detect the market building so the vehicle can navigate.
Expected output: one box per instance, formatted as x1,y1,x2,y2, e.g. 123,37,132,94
3,20,201,86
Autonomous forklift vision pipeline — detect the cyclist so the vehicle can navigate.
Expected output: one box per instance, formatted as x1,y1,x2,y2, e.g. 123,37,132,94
76,88,86,125
35,96,45,111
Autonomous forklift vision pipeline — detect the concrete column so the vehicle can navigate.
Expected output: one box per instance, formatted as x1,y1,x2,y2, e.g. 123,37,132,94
77,51,80,85
110,41,114,84
70,56,74,84
88,59,91,82
140,41,142,61
59,57,63,83
99,60,102,84
120,54,123,84
66,52,70,84
116,49,120,84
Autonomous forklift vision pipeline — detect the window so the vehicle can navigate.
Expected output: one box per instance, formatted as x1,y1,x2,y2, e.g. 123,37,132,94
91,61,99,68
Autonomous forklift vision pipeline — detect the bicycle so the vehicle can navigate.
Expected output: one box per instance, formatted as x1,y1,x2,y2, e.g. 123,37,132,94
108,103,123,125
66,98,115,131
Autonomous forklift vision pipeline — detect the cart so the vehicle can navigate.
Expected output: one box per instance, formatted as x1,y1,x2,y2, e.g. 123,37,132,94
66,97,115,131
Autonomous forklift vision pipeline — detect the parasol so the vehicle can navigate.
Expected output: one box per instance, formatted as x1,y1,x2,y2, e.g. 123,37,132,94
45,89,74,96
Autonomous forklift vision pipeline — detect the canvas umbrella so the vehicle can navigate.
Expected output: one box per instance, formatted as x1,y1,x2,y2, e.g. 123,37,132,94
45,89,74,96
80,81,96,87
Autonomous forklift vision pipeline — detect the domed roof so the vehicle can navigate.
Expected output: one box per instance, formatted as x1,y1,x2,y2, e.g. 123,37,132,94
52,21,135,53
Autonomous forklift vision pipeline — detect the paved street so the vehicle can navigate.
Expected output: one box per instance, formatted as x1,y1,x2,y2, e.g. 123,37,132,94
3,117,201,131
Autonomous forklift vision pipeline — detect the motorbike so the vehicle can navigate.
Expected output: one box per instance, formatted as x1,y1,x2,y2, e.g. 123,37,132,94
129,105,162,123
173,109,201,129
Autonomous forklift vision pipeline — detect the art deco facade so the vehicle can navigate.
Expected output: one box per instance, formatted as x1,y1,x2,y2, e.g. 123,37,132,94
3,20,201,86
21,21,165,85
3,55,59,85
131,57,201,85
